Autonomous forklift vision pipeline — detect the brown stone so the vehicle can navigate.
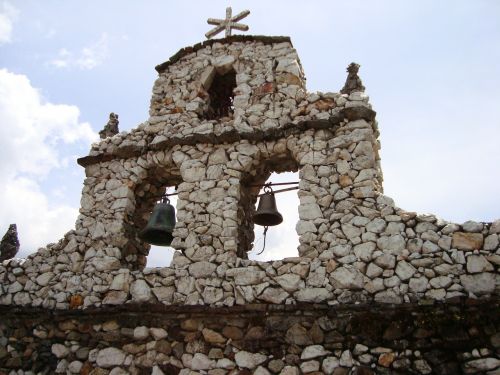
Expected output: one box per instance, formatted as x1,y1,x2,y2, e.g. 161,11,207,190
276,72,301,86
155,340,172,354
378,352,395,367
310,321,324,344
208,348,224,359
244,326,265,340
326,259,338,273
202,328,226,344
339,175,353,187
181,319,200,331
123,343,146,354
58,320,77,331
253,82,275,96
268,359,285,373
314,98,336,111
170,107,184,114
80,362,93,375
69,294,83,309
223,325,244,340
286,323,312,346
452,232,483,250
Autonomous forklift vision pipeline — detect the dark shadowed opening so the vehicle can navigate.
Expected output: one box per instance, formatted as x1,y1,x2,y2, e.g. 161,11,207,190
206,69,236,120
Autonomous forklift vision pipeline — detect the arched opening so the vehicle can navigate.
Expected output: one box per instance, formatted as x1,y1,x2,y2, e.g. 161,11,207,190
249,171,300,261
205,68,236,120
239,153,299,260
130,167,182,270
145,193,178,268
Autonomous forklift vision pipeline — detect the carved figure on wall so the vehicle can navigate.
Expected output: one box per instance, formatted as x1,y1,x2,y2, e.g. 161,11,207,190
99,112,120,139
340,62,365,94
0,224,20,262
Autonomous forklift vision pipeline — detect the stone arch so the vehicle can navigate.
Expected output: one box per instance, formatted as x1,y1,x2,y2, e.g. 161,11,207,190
112,152,182,270
238,141,299,256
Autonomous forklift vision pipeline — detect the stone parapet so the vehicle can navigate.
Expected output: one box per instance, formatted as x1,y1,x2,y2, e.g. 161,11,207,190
0,300,498,374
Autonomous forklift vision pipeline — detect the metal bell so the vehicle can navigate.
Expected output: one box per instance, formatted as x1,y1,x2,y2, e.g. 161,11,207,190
140,197,176,246
253,187,283,227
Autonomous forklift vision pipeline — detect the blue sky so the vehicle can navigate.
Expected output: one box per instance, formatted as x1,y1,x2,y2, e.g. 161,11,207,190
1,1,499,265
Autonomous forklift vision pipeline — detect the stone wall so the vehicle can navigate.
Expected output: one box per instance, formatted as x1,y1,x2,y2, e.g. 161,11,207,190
0,36,499,374
1,301,498,374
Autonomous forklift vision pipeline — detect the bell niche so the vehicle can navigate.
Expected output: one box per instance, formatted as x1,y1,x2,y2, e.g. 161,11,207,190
140,195,176,247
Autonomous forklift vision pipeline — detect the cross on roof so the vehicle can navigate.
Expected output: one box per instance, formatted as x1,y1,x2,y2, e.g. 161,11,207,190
205,7,250,39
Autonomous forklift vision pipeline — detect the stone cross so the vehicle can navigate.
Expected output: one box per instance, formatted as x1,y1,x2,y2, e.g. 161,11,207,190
205,7,250,39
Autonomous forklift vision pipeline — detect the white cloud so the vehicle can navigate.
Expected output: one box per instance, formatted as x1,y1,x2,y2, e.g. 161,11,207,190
0,68,98,256
48,33,109,70
0,1,17,45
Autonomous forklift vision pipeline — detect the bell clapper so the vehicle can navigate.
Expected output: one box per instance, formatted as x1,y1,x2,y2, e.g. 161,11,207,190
256,226,269,255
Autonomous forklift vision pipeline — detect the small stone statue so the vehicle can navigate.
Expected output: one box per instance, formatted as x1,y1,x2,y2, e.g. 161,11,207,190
340,62,365,95
99,112,120,139
0,224,20,262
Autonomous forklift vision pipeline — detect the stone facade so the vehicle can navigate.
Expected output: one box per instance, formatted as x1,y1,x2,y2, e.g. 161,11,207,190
0,301,498,375
0,36,499,374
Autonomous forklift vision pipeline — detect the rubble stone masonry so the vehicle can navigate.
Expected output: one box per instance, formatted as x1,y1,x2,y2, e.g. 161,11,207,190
0,36,498,374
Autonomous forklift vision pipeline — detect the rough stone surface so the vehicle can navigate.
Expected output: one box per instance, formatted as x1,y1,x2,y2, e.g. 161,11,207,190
96,347,126,368
0,34,498,375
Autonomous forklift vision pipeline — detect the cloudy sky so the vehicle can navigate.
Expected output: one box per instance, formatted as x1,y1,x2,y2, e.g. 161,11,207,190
1,1,499,266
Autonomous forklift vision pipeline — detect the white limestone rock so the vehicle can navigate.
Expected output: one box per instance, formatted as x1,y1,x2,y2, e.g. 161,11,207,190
374,290,402,304
274,274,302,292
484,234,499,250
366,262,383,278
68,361,83,373
188,261,217,278
354,242,376,262
377,235,405,254
96,347,126,368
374,254,396,269
130,279,152,302
395,261,416,281
226,267,266,285
110,272,130,292
95,256,121,272
235,350,267,370
36,272,54,287
429,276,452,289
133,326,149,340
295,288,332,303
103,291,128,305
460,273,496,295
150,327,168,340
339,350,353,367
51,343,69,358
462,220,483,232
191,353,216,370
322,356,340,374
466,255,494,273
464,357,500,372
301,345,330,360
299,203,323,220
409,277,428,293
279,366,300,375
330,267,364,289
